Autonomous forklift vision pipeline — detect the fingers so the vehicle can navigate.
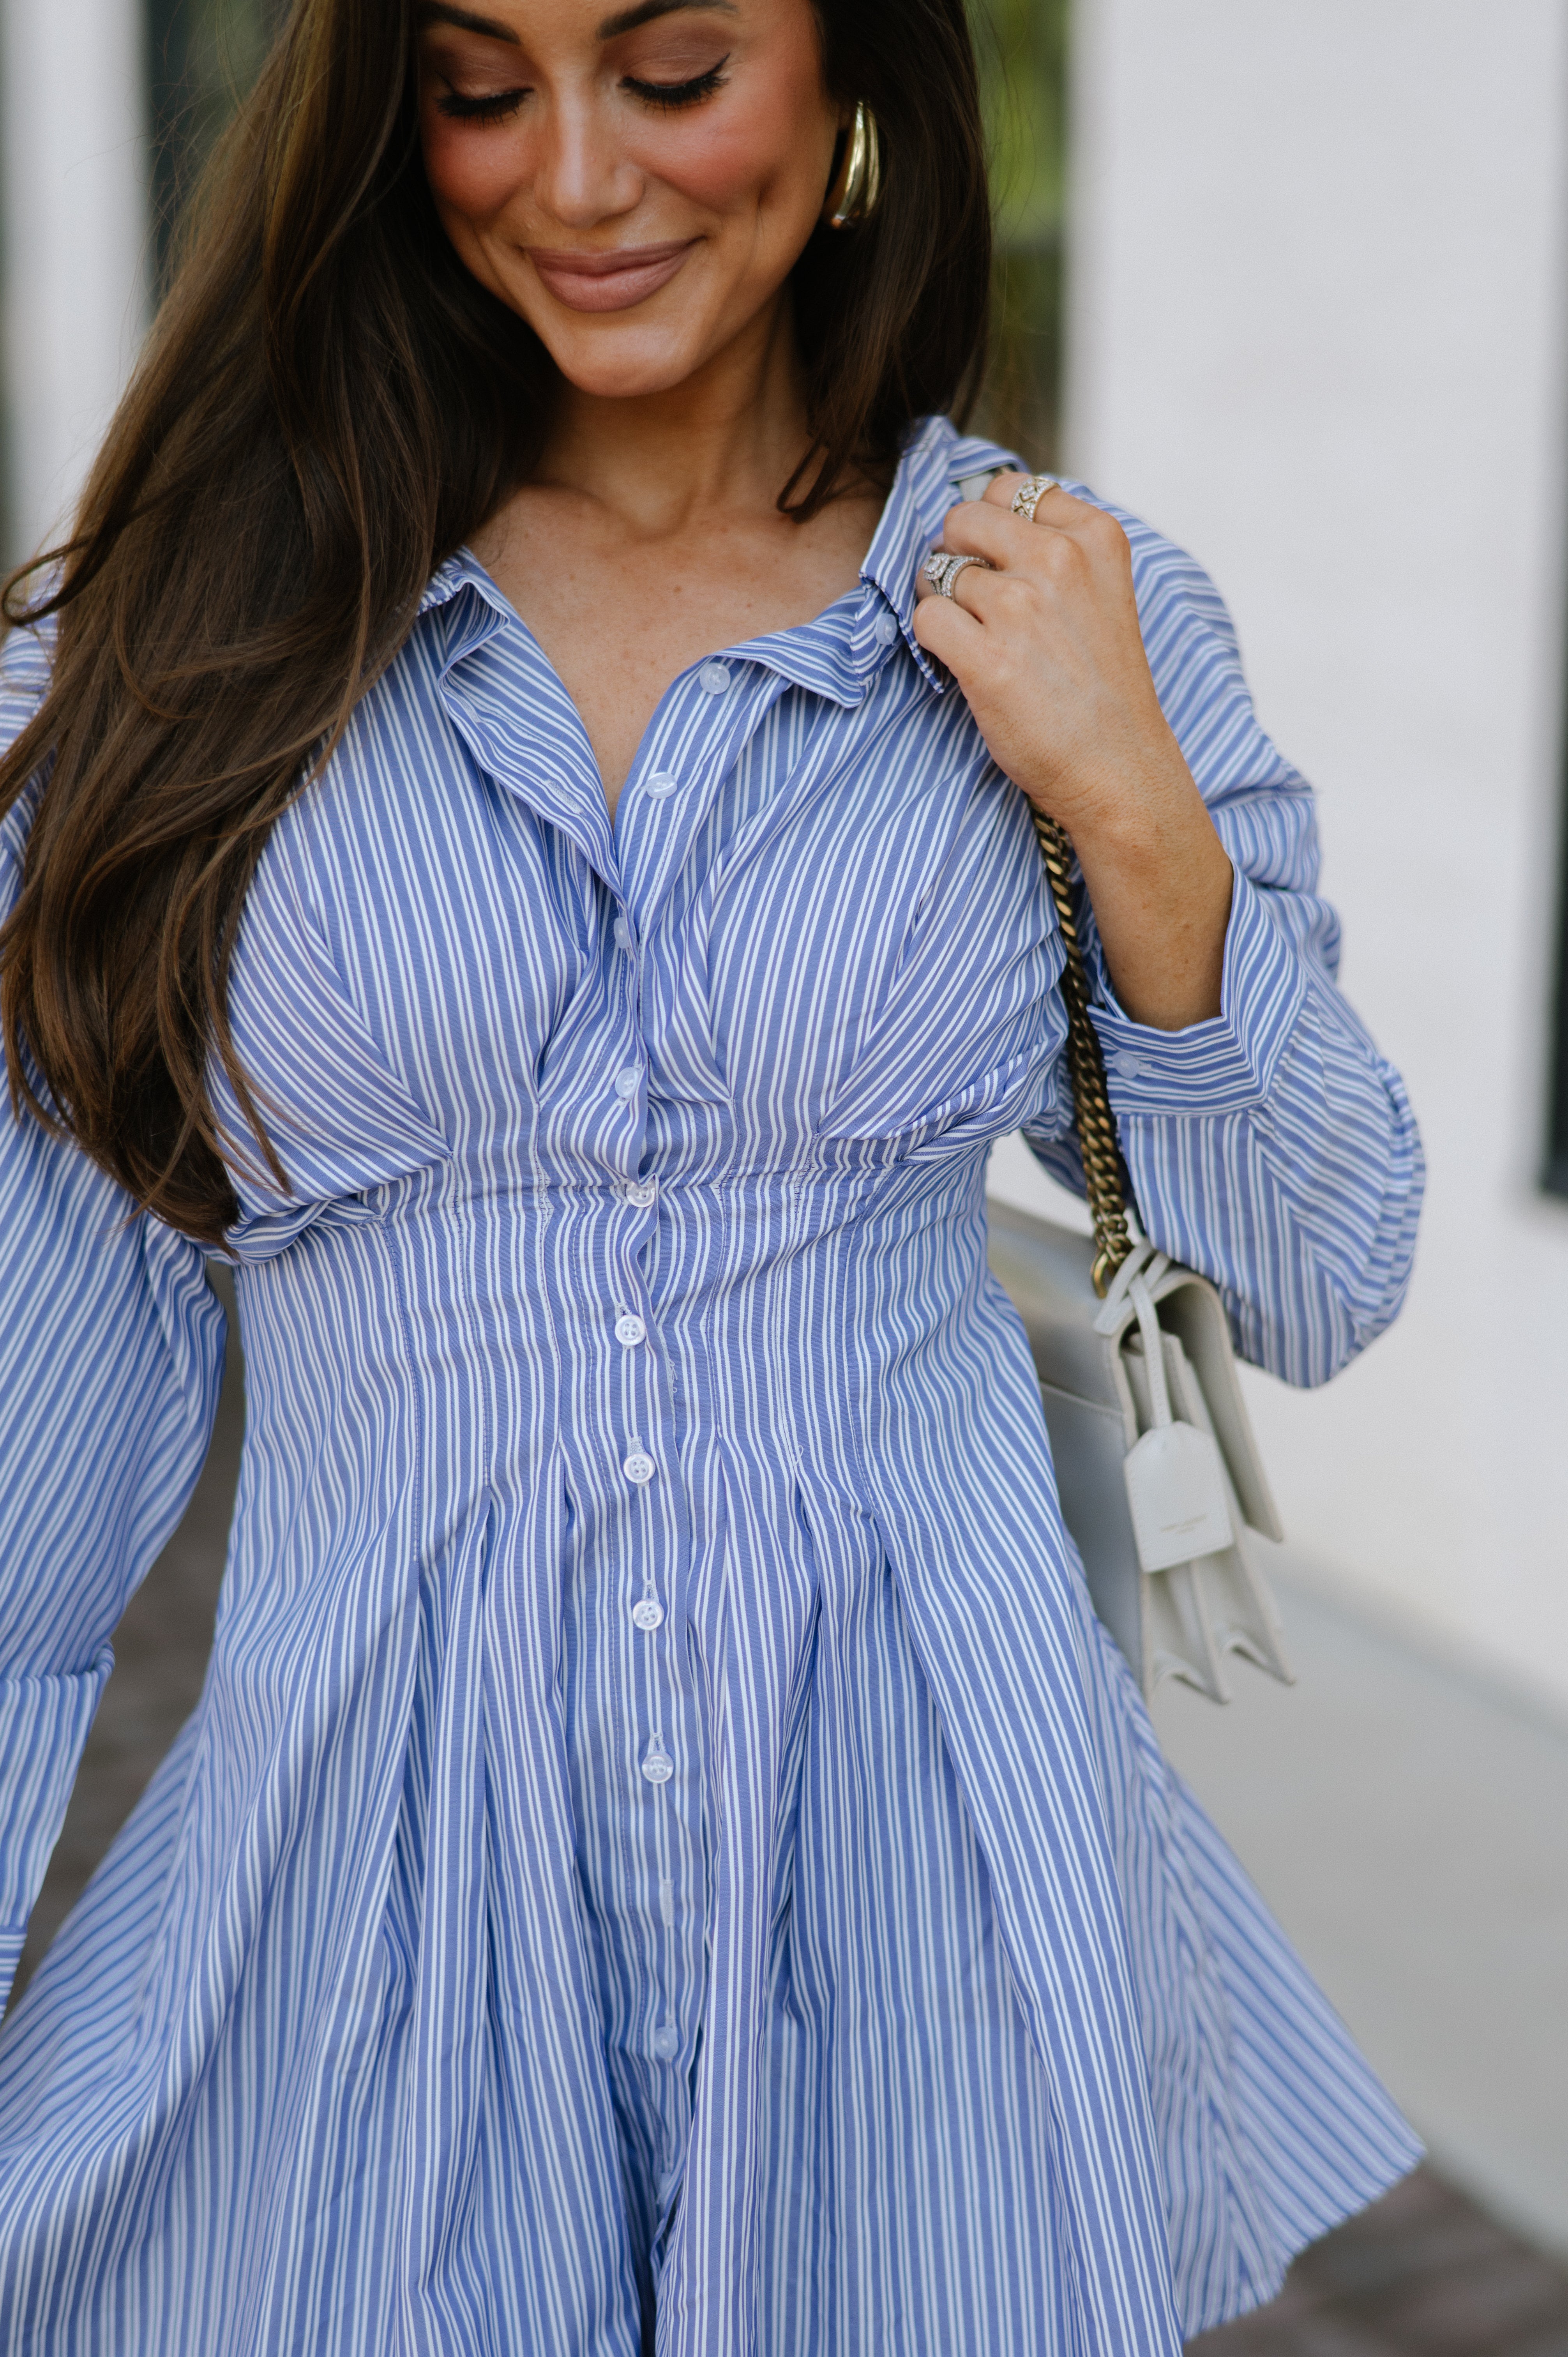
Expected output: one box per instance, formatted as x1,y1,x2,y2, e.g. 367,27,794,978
912,475,1134,680
911,551,1025,670
914,553,1007,623
979,470,1063,515
914,552,993,609
910,581,984,667
914,484,1132,643
976,472,1090,534
940,486,1122,572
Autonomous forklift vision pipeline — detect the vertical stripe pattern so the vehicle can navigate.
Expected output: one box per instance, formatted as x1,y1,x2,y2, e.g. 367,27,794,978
0,417,1422,2355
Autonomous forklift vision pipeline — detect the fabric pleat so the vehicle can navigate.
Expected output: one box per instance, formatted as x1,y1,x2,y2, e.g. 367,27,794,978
0,416,1422,2354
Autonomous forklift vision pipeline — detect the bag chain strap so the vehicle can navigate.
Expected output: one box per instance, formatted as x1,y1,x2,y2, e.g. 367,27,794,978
1027,805,1135,1298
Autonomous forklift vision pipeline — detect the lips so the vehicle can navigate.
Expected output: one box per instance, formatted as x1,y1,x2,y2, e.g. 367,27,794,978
528,239,699,313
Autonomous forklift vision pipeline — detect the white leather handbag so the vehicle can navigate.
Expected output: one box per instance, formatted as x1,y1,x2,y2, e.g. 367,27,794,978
987,804,1294,1704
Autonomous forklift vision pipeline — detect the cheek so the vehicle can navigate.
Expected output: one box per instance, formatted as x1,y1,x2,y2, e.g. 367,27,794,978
420,117,528,224
633,71,830,217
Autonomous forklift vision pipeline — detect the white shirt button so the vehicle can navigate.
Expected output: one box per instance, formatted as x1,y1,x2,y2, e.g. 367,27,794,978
641,1741,674,1785
699,661,732,695
615,1314,646,1347
623,1450,656,1485
624,1178,657,1208
632,1598,665,1631
645,771,681,799
1112,1050,1147,1081
874,611,900,645
651,2025,680,2060
613,1067,641,1101
613,917,633,951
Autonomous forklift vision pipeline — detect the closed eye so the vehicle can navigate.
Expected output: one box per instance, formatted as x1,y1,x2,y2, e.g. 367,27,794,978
621,57,729,109
437,86,530,122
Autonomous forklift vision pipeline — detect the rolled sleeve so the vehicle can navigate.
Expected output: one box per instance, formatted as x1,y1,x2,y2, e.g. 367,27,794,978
1017,492,1424,1387
1089,864,1307,1118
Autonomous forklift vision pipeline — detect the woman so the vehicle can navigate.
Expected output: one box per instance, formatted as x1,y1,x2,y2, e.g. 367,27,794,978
0,0,1423,2348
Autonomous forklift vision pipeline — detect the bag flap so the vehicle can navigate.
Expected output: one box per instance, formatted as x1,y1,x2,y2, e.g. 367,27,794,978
986,1200,1123,1411
1144,1266,1284,1541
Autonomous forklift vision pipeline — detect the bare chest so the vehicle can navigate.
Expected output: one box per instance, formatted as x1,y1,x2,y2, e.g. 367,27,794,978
475,498,880,811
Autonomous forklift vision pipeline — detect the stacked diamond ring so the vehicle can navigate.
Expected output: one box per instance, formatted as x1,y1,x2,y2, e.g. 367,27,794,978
1009,474,1058,522
922,550,994,599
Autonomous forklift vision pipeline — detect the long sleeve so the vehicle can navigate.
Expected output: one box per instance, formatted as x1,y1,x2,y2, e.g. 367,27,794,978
0,630,226,2009
1022,506,1425,1388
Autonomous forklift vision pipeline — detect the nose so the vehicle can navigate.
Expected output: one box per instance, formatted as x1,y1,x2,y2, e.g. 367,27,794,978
532,92,642,229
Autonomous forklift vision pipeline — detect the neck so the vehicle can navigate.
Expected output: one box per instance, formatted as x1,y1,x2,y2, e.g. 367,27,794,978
533,294,819,540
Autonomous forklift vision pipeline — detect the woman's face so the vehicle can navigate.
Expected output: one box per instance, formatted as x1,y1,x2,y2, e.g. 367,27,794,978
416,0,844,401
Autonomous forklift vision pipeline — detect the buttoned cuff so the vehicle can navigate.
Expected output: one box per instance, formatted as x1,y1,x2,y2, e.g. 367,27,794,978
1088,864,1308,1118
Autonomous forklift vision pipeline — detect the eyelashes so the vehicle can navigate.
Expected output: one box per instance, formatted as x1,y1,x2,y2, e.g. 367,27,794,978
621,59,730,110
436,88,528,124
434,56,731,126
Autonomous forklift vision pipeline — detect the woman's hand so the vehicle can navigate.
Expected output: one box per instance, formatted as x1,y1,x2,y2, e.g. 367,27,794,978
912,473,1234,1032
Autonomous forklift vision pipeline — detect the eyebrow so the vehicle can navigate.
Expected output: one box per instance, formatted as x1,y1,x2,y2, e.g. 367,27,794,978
596,0,736,36
415,5,521,41
415,0,737,41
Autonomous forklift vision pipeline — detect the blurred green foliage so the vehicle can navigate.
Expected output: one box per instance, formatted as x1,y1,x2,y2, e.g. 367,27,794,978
972,0,1071,465
146,0,286,286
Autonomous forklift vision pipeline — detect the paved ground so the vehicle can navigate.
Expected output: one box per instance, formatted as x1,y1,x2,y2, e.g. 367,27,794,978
13,1274,1568,2349
1191,2171,1568,2356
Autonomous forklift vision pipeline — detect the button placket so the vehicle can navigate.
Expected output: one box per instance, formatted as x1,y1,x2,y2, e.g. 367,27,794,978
623,1360,666,1636
592,676,748,2141
620,1329,667,1635
618,661,798,955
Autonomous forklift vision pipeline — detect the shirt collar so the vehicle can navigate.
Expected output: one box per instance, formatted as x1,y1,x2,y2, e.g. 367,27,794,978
417,545,509,622
856,415,1022,692
411,414,1024,693
696,416,1023,706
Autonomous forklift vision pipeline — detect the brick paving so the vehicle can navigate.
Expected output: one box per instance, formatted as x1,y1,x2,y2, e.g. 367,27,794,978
1190,2170,1568,2355
14,1280,1568,2346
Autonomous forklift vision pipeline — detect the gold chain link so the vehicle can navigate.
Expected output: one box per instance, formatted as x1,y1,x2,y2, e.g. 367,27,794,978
1027,805,1135,1298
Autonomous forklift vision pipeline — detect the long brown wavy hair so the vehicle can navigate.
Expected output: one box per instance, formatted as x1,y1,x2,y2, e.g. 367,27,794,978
0,0,991,1246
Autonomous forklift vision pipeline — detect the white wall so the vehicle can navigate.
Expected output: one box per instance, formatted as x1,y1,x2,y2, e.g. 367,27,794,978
1002,0,1568,1710
1,0,148,561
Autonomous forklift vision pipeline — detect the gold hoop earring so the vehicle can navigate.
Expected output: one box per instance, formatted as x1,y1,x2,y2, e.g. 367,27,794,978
823,102,883,230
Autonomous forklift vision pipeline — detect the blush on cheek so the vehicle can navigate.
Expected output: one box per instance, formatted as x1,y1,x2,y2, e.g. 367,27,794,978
421,122,531,220
633,99,806,214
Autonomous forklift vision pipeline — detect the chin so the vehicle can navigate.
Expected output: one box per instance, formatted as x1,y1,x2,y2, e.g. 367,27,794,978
533,323,717,404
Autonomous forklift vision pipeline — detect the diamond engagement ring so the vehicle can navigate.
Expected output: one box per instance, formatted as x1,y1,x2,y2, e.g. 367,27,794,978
1009,474,1058,523
922,551,993,599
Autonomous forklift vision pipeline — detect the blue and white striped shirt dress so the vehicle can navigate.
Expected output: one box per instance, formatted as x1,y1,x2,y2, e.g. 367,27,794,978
0,415,1424,2355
